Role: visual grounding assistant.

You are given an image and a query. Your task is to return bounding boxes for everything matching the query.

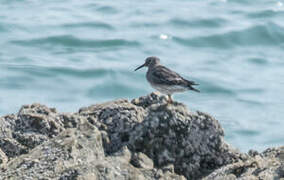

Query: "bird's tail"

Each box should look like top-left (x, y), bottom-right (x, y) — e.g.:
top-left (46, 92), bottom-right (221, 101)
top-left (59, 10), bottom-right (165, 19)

top-left (184, 79), bottom-right (200, 92)
top-left (185, 80), bottom-right (199, 86)
top-left (189, 86), bottom-right (200, 93)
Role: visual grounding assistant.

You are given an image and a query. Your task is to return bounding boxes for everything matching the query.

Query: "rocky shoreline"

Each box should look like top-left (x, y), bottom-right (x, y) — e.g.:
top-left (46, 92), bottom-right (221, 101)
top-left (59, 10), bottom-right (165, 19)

top-left (0, 93), bottom-right (283, 179)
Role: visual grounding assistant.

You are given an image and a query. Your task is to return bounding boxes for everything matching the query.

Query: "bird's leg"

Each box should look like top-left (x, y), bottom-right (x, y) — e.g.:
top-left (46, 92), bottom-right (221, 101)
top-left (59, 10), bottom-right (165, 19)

top-left (167, 94), bottom-right (173, 104)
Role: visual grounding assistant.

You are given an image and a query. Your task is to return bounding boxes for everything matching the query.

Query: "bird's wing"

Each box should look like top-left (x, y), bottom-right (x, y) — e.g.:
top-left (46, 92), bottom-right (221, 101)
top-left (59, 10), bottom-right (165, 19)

top-left (151, 66), bottom-right (185, 86)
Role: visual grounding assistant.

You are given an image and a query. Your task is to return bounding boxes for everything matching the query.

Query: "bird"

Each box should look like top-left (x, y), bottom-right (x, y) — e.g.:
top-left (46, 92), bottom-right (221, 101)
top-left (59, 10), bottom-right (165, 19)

top-left (135, 56), bottom-right (200, 103)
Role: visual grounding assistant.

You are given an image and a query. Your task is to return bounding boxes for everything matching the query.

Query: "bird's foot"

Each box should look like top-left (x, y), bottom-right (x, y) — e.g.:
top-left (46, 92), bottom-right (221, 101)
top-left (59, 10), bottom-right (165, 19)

top-left (153, 91), bottom-right (161, 95)
top-left (167, 95), bottom-right (174, 104)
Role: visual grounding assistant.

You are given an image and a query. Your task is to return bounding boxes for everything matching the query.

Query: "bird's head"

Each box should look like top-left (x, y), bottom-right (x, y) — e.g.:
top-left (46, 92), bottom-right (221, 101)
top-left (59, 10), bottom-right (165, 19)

top-left (135, 56), bottom-right (160, 71)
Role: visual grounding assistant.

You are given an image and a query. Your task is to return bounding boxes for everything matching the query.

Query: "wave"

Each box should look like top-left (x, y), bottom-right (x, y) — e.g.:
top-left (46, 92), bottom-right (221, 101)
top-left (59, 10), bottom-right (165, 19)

top-left (246, 57), bottom-right (268, 65)
top-left (246, 10), bottom-right (283, 19)
top-left (62, 22), bottom-right (114, 30)
top-left (95, 5), bottom-right (118, 14)
top-left (169, 17), bottom-right (227, 28)
top-left (173, 23), bottom-right (284, 49)
top-left (11, 35), bottom-right (140, 48)
top-left (5, 65), bottom-right (117, 79)
top-left (0, 24), bottom-right (7, 32)
top-left (197, 80), bottom-right (236, 95)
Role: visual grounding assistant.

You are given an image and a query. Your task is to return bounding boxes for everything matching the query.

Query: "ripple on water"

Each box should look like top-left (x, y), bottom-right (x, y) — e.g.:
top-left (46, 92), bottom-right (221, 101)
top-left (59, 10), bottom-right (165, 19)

top-left (0, 24), bottom-right (7, 32)
top-left (47, 67), bottom-right (114, 78)
top-left (228, 0), bottom-right (255, 5)
top-left (6, 65), bottom-right (57, 78)
top-left (62, 21), bottom-right (114, 30)
top-left (0, 22), bottom-right (24, 32)
top-left (234, 129), bottom-right (261, 136)
top-left (246, 57), bottom-right (268, 65)
top-left (6, 65), bottom-right (115, 79)
top-left (169, 17), bottom-right (227, 28)
top-left (238, 88), bottom-right (265, 94)
top-left (87, 82), bottom-right (137, 99)
top-left (246, 10), bottom-right (282, 19)
top-left (237, 98), bottom-right (263, 106)
top-left (173, 23), bottom-right (284, 49)
top-left (0, 76), bottom-right (34, 89)
top-left (130, 22), bottom-right (159, 28)
top-left (199, 80), bottom-right (236, 96)
top-left (95, 5), bottom-right (118, 14)
top-left (11, 35), bottom-right (140, 49)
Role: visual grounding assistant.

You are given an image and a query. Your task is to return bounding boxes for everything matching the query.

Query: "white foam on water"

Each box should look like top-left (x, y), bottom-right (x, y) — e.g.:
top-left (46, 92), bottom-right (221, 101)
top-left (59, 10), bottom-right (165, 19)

top-left (159, 34), bottom-right (169, 40)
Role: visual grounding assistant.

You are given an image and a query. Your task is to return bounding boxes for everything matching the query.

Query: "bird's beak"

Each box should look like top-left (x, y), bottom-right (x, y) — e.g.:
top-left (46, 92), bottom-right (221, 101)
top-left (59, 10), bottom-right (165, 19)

top-left (134, 63), bottom-right (145, 71)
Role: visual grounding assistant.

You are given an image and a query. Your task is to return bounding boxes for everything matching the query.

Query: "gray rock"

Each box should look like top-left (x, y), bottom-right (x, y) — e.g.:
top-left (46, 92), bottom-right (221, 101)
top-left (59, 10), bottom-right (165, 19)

top-left (79, 99), bottom-right (146, 154)
top-left (0, 148), bottom-right (8, 167)
top-left (0, 103), bottom-right (87, 159)
top-left (0, 114), bottom-right (16, 138)
top-left (131, 152), bottom-right (154, 170)
top-left (128, 93), bottom-right (243, 179)
top-left (0, 93), bottom-right (282, 180)
top-left (0, 120), bottom-right (185, 180)
top-left (78, 93), bottom-right (243, 179)
top-left (0, 121), bottom-right (104, 179)
top-left (0, 138), bottom-right (28, 158)
top-left (204, 146), bottom-right (284, 180)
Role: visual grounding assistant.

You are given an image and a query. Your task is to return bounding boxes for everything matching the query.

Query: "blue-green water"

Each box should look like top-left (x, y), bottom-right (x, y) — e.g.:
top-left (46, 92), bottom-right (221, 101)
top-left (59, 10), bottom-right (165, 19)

top-left (1, 0), bottom-right (284, 152)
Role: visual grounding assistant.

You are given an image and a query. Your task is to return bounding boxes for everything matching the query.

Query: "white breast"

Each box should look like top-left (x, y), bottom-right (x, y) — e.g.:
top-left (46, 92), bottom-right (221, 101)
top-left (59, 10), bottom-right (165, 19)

top-left (150, 83), bottom-right (188, 95)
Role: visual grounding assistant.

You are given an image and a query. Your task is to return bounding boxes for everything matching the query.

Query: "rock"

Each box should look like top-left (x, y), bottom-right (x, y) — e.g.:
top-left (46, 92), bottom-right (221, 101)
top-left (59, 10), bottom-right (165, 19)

top-left (0, 114), bottom-right (16, 138)
top-left (113, 145), bottom-right (132, 163)
top-left (161, 164), bottom-right (175, 173)
top-left (0, 148), bottom-right (8, 167)
top-left (128, 93), bottom-right (243, 179)
top-left (248, 149), bottom-right (259, 157)
top-left (0, 138), bottom-right (28, 158)
top-left (0, 93), bottom-right (282, 179)
top-left (131, 91), bottom-right (168, 108)
top-left (0, 121), bottom-right (104, 179)
top-left (79, 93), bottom-right (243, 179)
top-left (79, 99), bottom-right (146, 154)
top-left (0, 103), bottom-right (87, 159)
top-left (204, 146), bottom-right (284, 180)
top-left (0, 120), bottom-right (185, 180)
top-left (131, 152), bottom-right (154, 169)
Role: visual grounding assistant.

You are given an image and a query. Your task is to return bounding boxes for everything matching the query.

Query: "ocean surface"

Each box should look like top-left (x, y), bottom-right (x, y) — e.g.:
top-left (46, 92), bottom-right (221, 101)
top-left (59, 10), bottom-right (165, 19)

top-left (0, 0), bottom-right (284, 152)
